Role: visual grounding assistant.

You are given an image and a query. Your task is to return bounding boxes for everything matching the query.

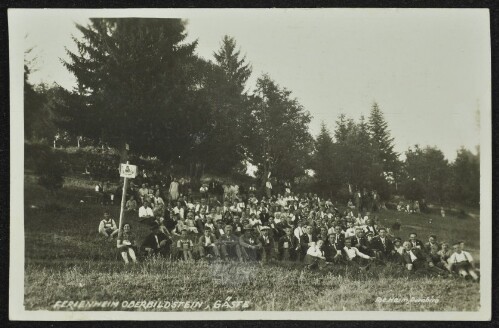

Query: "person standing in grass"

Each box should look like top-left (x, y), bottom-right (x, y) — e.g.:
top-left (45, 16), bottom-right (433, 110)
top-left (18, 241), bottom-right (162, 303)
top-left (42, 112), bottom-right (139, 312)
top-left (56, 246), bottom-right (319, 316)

top-left (169, 178), bottom-right (179, 201)
top-left (176, 229), bottom-right (194, 261)
top-left (447, 242), bottom-right (479, 281)
top-left (98, 211), bottom-right (118, 240)
top-left (117, 223), bottom-right (138, 264)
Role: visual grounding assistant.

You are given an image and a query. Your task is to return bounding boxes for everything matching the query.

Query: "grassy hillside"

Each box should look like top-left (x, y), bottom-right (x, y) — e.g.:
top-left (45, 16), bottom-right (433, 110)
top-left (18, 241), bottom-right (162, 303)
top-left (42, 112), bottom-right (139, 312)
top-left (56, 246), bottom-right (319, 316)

top-left (23, 177), bottom-right (481, 312)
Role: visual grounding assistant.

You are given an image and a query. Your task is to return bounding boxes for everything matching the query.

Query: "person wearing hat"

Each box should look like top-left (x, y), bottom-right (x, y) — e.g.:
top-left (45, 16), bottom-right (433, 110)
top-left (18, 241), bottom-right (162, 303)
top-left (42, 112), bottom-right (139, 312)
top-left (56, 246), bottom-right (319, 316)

top-left (239, 225), bottom-right (263, 261)
top-left (258, 226), bottom-right (275, 262)
top-left (198, 227), bottom-right (220, 259)
top-left (217, 224), bottom-right (243, 262)
top-left (142, 222), bottom-right (171, 257)
top-left (98, 211), bottom-right (118, 240)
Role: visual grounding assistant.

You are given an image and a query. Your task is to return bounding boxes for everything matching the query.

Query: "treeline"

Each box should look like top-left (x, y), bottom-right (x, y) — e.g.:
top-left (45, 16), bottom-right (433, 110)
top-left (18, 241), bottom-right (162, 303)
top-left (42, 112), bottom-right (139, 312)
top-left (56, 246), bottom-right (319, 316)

top-left (24, 18), bottom-right (479, 207)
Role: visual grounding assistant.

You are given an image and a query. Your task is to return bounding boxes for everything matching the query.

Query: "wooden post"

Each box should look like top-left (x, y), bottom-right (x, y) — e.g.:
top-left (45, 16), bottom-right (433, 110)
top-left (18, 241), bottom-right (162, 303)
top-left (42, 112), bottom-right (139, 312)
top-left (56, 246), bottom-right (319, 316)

top-left (118, 160), bottom-right (129, 232)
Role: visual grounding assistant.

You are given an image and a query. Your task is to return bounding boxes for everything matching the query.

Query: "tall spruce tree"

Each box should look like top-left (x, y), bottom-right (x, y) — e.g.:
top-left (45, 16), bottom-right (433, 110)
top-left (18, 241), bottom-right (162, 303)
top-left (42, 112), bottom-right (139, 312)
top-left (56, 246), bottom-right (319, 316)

top-left (367, 102), bottom-right (399, 174)
top-left (312, 122), bottom-right (340, 196)
top-left (59, 18), bottom-right (203, 162)
top-left (197, 36), bottom-right (254, 174)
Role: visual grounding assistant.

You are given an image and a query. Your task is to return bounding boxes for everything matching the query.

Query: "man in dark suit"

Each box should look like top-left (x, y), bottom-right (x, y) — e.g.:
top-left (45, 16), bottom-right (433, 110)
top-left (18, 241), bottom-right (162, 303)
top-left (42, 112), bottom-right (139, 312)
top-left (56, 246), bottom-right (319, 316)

top-left (328, 224), bottom-right (345, 253)
top-left (278, 226), bottom-right (300, 261)
top-left (370, 227), bottom-right (394, 260)
top-left (141, 223), bottom-right (172, 257)
top-left (300, 225), bottom-right (317, 261)
top-left (350, 227), bottom-right (372, 256)
top-left (363, 217), bottom-right (378, 236)
top-left (258, 226), bottom-right (275, 262)
top-left (401, 241), bottom-right (428, 271)
top-left (408, 232), bottom-right (425, 250)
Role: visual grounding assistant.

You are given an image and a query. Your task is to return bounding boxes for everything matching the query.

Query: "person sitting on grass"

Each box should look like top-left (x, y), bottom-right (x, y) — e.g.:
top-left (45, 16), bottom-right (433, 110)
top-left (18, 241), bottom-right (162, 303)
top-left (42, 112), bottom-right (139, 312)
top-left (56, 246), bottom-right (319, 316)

top-left (138, 201), bottom-right (155, 226)
top-left (239, 225), bottom-right (263, 261)
top-left (258, 225), bottom-right (275, 262)
top-left (447, 242), bottom-right (479, 281)
top-left (278, 226), bottom-right (300, 261)
top-left (198, 227), bottom-right (220, 259)
top-left (341, 237), bottom-right (374, 269)
top-left (142, 222), bottom-right (171, 257)
top-left (426, 244), bottom-right (448, 272)
top-left (408, 232), bottom-right (425, 250)
top-left (363, 217), bottom-right (378, 236)
top-left (392, 237), bottom-right (405, 262)
top-left (351, 227), bottom-right (372, 256)
top-left (176, 229), bottom-right (194, 261)
top-left (304, 239), bottom-right (328, 270)
top-left (401, 241), bottom-right (428, 272)
top-left (424, 234), bottom-right (441, 253)
top-left (370, 227), bottom-right (395, 261)
top-left (217, 224), bottom-right (244, 262)
top-left (438, 242), bottom-right (452, 262)
top-left (98, 211), bottom-right (118, 240)
top-left (117, 223), bottom-right (137, 264)
top-left (184, 211), bottom-right (199, 234)
top-left (125, 195), bottom-right (138, 214)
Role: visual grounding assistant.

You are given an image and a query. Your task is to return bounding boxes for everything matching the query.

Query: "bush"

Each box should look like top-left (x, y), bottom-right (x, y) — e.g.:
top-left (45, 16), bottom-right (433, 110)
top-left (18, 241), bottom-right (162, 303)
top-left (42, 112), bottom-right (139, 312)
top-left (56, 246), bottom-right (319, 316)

top-left (32, 144), bottom-right (65, 192)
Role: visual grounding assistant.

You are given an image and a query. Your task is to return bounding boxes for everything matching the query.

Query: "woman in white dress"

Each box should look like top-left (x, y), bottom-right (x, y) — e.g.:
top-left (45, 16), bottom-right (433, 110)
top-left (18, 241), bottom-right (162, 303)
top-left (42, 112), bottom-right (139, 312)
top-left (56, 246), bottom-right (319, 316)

top-left (169, 178), bottom-right (179, 201)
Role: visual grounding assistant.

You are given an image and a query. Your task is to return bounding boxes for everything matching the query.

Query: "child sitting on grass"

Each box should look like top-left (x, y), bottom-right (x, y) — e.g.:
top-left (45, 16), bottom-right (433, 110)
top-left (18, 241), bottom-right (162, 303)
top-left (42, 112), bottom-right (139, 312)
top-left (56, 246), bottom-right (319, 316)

top-left (176, 229), bottom-right (194, 261)
top-left (98, 211), bottom-right (118, 241)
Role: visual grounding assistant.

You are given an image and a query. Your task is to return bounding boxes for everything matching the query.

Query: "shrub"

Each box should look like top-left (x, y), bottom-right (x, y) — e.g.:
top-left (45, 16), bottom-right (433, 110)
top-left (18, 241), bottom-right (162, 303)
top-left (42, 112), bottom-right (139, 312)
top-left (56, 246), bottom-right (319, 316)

top-left (33, 144), bottom-right (65, 192)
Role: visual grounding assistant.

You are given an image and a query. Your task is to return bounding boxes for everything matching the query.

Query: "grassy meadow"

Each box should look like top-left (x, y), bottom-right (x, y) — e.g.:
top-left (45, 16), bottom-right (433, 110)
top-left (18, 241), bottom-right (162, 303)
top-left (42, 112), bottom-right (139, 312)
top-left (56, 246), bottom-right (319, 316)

top-left (23, 176), bottom-right (481, 312)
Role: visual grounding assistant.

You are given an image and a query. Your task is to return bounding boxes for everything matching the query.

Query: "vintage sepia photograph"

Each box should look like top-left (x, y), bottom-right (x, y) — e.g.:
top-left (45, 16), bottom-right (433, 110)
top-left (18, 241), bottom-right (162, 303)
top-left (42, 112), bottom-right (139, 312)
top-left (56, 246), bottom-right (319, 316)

top-left (9, 8), bottom-right (491, 320)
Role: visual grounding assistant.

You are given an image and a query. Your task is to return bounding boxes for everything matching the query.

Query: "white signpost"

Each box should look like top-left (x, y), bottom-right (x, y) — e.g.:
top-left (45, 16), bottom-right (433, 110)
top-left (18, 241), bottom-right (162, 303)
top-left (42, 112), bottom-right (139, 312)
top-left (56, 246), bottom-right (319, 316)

top-left (118, 162), bottom-right (137, 231)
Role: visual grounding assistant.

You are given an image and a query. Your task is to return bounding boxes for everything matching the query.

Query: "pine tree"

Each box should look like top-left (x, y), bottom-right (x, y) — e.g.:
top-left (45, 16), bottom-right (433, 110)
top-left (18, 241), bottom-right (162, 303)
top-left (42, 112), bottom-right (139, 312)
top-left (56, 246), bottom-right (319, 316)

top-left (196, 36), bottom-right (254, 174)
top-left (312, 122), bottom-right (339, 195)
top-left (213, 35), bottom-right (252, 94)
top-left (367, 102), bottom-right (399, 174)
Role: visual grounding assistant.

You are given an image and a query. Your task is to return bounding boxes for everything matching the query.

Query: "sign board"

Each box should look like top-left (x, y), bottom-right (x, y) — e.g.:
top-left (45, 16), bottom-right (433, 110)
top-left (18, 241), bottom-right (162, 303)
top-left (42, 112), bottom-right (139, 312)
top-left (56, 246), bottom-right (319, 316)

top-left (120, 163), bottom-right (137, 178)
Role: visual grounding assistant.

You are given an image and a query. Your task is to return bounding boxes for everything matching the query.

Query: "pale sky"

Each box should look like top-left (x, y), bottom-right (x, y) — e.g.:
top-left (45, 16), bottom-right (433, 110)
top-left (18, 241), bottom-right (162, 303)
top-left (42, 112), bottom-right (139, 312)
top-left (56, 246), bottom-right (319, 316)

top-left (18, 9), bottom-right (490, 161)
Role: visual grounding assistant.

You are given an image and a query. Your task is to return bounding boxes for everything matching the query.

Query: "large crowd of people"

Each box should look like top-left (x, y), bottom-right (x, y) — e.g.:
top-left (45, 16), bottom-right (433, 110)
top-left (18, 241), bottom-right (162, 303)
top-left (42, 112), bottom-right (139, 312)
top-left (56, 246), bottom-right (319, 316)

top-left (97, 172), bottom-right (479, 282)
